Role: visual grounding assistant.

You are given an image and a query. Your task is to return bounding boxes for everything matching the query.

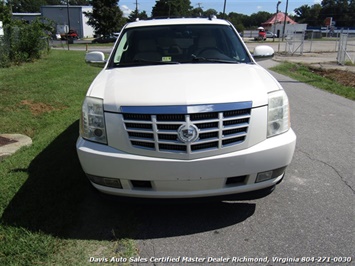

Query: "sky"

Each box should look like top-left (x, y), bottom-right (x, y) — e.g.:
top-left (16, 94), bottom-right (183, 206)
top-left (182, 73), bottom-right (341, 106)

top-left (119, 0), bottom-right (322, 17)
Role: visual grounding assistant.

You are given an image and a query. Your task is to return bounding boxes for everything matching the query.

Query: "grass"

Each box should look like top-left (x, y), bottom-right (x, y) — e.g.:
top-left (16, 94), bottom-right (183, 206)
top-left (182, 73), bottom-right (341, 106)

top-left (0, 50), bottom-right (138, 265)
top-left (271, 62), bottom-right (355, 100)
top-left (344, 61), bottom-right (355, 66)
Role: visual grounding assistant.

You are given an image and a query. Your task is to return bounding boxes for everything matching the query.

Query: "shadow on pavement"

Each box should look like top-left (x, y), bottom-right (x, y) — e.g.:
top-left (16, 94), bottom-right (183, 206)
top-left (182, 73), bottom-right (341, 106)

top-left (1, 121), bottom-right (256, 240)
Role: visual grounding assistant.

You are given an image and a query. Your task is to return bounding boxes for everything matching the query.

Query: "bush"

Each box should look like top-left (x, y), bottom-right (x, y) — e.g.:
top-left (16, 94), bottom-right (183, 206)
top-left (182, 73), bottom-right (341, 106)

top-left (1, 18), bottom-right (52, 67)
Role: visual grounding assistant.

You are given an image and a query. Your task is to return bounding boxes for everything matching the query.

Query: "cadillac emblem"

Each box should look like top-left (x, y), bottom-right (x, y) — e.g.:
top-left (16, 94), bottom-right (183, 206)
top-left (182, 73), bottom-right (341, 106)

top-left (177, 123), bottom-right (199, 143)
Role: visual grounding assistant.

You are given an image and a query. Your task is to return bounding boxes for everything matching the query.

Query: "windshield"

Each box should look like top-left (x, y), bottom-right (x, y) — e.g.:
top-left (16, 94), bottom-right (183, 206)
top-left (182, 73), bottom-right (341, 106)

top-left (110, 24), bottom-right (252, 67)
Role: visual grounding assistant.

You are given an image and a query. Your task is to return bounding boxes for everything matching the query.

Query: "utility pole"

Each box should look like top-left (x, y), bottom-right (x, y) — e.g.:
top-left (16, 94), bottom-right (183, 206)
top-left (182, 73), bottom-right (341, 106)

top-left (273, 1), bottom-right (281, 42)
top-left (223, 0), bottom-right (227, 18)
top-left (66, 0), bottom-right (71, 50)
top-left (134, 0), bottom-right (139, 18)
top-left (282, 0), bottom-right (288, 41)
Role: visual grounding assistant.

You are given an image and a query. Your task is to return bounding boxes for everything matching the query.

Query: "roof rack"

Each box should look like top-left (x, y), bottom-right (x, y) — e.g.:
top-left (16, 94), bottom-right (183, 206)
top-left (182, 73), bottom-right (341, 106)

top-left (208, 15), bottom-right (217, 20)
top-left (146, 16), bottom-right (219, 21)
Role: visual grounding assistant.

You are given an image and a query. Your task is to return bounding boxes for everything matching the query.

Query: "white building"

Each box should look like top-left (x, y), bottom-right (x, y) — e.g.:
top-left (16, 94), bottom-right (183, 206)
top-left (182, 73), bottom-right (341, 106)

top-left (41, 5), bottom-right (94, 38)
top-left (12, 13), bottom-right (41, 23)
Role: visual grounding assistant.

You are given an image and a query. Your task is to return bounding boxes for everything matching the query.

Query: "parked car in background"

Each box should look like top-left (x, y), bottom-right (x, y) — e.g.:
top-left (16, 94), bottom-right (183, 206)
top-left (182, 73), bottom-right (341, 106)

top-left (78, 18), bottom-right (296, 199)
top-left (254, 27), bottom-right (266, 41)
top-left (60, 29), bottom-right (79, 40)
top-left (266, 31), bottom-right (277, 38)
top-left (92, 35), bottom-right (118, 44)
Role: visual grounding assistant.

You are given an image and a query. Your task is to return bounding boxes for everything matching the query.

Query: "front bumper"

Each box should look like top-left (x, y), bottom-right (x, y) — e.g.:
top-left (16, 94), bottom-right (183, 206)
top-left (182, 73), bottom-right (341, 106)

top-left (76, 129), bottom-right (296, 198)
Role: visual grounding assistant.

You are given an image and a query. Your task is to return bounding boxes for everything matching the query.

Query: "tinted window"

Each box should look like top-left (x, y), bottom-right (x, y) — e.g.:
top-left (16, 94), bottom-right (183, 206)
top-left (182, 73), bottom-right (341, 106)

top-left (110, 24), bottom-right (251, 67)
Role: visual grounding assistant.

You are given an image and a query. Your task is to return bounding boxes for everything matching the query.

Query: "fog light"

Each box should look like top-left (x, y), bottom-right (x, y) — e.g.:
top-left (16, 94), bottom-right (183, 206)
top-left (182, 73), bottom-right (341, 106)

top-left (256, 167), bottom-right (287, 183)
top-left (94, 128), bottom-right (103, 137)
top-left (256, 171), bottom-right (273, 183)
top-left (87, 174), bottom-right (122, 189)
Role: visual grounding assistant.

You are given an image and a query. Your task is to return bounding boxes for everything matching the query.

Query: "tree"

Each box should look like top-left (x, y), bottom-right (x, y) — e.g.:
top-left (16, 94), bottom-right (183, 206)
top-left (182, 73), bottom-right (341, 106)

top-left (247, 11), bottom-right (272, 28)
top-left (0, 1), bottom-right (12, 25)
top-left (350, 0), bottom-right (355, 23)
top-left (309, 4), bottom-right (322, 26)
top-left (68, 0), bottom-right (91, 4)
top-left (10, 0), bottom-right (47, 12)
top-left (190, 7), bottom-right (203, 17)
top-left (294, 4), bottom-right (322, 26)
top-left (294, 4), bottom-right (311, 23)
top-left (292, 1), bottom-right (355, 27)
top-left (152, 0), bottom-right (192, 18)
top-left (151, 0), bottom-right (169, 17)
top-left (319, 0), bottom-right (352, 27)
top-left (170, 0), bottom-right (192, 17)
top-left (335, 0), bottom-right (353, 26)
top-left (85, 0), bottom-right (125, 36)
top-left (47, 0), bottom-right (91, 4)
top-left (127, 10), bottom-right (148, 22)
top-left (203, 8), bottom-right (217, 17)
top-left (228, 12), bottom-right (246, 32)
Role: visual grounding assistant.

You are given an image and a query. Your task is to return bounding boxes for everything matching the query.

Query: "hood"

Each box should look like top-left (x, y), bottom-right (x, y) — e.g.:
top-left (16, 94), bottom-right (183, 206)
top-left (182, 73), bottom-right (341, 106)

top-left (87, 64), bottom-right (282, 113)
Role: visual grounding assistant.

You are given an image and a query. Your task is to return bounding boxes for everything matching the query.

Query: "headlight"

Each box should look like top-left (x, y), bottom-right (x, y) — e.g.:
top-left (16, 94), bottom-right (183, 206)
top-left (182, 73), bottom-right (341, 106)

top-left (267, 90), bottom-right (290, 137)
top-left (80, 97), bottom-right (107, 144)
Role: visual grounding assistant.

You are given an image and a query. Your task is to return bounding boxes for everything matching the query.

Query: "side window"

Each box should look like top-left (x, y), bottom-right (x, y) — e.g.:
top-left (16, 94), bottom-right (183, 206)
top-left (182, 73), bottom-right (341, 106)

top-left (114, 33), bottom-right (128, 63)
top-left (224, 27), bottom-right (250, 63)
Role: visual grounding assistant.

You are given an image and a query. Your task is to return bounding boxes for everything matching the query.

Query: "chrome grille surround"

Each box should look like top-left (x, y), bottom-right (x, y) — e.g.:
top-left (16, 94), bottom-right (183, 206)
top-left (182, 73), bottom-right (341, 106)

top-left (121, 102), bottom-right (252, 154)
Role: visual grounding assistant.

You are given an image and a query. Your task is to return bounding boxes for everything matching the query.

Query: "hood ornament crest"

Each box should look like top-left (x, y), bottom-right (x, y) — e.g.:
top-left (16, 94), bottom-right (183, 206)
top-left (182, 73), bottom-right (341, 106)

top-left (177, 123), bottom-right (199, 143)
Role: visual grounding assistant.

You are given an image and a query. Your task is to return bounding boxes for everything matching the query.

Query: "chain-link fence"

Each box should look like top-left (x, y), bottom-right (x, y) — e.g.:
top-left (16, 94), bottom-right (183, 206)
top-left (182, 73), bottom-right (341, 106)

top-left (284, 32), bottom-right (305, 55)
top-left (337, 33), bottom-right (355, 65)
top-left (276, 30), bottom-right (355, 57)
top-left (0, 22), bottom-right (50, 68)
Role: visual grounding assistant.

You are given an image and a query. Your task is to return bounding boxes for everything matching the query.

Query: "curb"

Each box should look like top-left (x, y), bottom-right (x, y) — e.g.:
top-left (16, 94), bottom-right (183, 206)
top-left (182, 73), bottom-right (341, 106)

top-left (0, 134), bottom-right (32, 162)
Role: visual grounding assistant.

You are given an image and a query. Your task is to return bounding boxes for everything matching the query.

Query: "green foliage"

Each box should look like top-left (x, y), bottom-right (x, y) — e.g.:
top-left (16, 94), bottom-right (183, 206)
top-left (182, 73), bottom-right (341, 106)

top-left (127, 10), bottom-right (148, 22)
top-left (294, 4), bottom-right (322, 26)
top-left (228, 12), bottom-right (248, 32)
top-left (271, 62), bottom-right (355, 100)
top-left (10, 0), bottom-right (47, 13)
top-left (0, 2), bottom-right (12, 24)
top-left (85, 0), bottom-right (125, 36)
top-left (320, 0), bottom-right (354, 27)
top-left (204, 8), bottom-right (218, 17)
top-left (0, 18), bottom-right (52, 67)
top-left (152, 0), bottom-right (192, 17)
top-left (190, 7), bottom-right (203, 17)
top-left (294, 0), bottom-right (354, 27)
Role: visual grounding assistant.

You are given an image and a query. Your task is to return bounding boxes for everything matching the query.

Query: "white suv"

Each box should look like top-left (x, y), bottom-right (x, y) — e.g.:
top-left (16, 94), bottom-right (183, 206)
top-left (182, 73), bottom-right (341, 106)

top-left (77, 18), bottom-right (296, 199)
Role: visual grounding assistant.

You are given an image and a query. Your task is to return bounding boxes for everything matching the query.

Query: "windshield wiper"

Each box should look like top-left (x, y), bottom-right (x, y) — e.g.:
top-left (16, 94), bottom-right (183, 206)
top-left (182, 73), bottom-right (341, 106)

top-left (189, 54), bottom-right (239, 64)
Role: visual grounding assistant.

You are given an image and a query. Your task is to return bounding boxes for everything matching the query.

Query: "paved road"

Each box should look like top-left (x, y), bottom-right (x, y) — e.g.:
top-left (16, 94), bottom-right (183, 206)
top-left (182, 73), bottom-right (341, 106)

top-left (130, 60), bottom-right (354, 265)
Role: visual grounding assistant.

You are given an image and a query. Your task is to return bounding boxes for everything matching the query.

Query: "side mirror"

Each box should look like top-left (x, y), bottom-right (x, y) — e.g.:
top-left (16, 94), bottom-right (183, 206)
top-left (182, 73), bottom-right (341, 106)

top-left (85, 51), bottom-right (106, 67)
top-left (253, 45), bottom-right (274, 61)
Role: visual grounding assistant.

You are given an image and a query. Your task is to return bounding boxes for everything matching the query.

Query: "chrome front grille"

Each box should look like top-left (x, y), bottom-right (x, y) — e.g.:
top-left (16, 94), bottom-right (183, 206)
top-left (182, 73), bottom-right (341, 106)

top-left (121, 102), bottom-right (252, 154)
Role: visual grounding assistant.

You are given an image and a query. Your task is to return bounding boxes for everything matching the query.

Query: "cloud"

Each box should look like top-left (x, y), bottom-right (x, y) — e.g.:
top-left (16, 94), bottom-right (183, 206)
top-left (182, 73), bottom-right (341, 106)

top-left (120, 5), bottom-right (132, 18)
top-left (257, 6), bottom-right (262, 10)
